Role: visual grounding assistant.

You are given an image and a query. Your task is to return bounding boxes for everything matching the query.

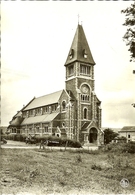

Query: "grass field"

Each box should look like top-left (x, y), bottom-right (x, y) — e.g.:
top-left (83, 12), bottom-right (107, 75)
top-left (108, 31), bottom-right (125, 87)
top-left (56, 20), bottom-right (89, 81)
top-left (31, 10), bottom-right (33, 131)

top-left (1, 148), bottom-right (135, 195)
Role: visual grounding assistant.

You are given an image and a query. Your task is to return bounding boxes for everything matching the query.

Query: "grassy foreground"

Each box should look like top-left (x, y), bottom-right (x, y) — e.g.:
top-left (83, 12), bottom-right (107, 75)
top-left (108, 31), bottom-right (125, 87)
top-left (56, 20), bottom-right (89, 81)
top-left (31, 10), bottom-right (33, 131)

top-left (1, 148), bottom-right (135, 195)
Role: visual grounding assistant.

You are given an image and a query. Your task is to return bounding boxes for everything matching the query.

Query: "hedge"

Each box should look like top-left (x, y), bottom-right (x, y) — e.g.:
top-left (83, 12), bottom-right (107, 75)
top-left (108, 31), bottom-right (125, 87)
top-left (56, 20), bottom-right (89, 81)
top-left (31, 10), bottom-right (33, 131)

top-left (1, 134), bottom-right (27, 142)
top-left (1, 134), bottom-right (82, 148)
top-left (35, 135), bottom-right (82, 148)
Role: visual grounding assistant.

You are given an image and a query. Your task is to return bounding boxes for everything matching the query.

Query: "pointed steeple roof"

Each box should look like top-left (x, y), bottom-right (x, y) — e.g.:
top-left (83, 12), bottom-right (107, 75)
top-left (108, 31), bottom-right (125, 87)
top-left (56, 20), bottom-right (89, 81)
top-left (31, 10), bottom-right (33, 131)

top-left (65, 24), bottom-right (95, 66)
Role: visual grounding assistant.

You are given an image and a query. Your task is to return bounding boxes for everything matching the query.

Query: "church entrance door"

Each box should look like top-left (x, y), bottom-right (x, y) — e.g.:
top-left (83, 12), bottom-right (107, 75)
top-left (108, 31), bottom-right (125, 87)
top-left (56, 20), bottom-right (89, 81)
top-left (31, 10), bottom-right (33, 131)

top-left (88, 128), bottom-right (97, 143)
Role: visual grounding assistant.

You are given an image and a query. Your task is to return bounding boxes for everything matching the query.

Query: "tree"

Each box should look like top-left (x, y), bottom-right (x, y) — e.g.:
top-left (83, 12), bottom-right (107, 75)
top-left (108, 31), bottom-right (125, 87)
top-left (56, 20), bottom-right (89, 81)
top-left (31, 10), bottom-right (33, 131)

top-left (118, 136), bottom-right (127, 143)
top-left (121, 2), bottom-right (135, 62)
top-left (104, 128), bottom-right (119, 144)
top-left (131, 103), bottom-right (135, 108)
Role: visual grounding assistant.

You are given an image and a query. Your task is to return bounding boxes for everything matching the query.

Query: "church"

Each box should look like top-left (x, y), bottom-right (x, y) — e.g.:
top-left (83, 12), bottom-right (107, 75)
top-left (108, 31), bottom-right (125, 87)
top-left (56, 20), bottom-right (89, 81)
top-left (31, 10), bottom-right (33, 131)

top-left (8, 24), bottom-right (104, 146)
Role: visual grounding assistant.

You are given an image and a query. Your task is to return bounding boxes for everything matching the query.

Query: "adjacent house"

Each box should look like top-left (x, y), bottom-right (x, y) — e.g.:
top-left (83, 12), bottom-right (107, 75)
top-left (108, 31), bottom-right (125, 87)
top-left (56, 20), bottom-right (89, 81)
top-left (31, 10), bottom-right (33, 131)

top-left (118, 126), bottom-right (135, 142)
top-left (8, 24), bottom-right (104, 146)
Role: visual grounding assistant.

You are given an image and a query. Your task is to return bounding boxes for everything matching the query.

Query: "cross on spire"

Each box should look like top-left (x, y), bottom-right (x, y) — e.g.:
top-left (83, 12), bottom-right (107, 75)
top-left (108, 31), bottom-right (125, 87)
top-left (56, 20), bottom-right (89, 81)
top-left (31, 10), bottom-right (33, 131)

top-left (78, 14), bottom-right (80, 24)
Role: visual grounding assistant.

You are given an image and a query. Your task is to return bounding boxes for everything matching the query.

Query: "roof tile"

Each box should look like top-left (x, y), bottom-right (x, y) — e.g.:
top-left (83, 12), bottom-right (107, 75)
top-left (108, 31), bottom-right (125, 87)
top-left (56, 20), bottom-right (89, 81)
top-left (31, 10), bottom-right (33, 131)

top-left (65, 24), bottom-right (95, 66)
top-left (21, 112), bottom-right (59, 125)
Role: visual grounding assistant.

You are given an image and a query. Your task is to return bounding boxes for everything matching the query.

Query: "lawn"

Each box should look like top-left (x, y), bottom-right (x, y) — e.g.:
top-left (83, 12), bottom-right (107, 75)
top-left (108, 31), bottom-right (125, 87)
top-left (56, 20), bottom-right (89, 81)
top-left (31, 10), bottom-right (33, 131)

top-left (1, 148), bottom-right (135, 195)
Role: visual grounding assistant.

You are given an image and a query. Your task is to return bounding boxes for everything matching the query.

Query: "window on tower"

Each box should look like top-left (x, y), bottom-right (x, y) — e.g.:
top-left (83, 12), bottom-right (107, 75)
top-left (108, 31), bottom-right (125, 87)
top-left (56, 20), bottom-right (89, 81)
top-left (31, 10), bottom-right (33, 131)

top-left (80, 64), bottom-right (90, 75)
top-left (69, 49), bottom-right (74, 59)
top-left (84, 108), bottom-right (87, 119)
top-left (62, 101), bottom-right (66, 111)
top-left (83, 49), bottom-right (87, 58)
top-left (81, 94), bottom-right (90, 102)
top-left (68, 65), bottom-right (74, 76)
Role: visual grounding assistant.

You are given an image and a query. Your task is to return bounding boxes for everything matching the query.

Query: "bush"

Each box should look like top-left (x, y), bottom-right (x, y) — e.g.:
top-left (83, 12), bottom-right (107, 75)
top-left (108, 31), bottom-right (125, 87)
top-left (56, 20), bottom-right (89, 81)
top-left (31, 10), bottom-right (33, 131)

top-left (122, 141), bottom-right (135, 153)
top-left (91, 163), bottom-right (102, 171)
top-left (75, 154), bottom-right (83, 163)
top-left (35, 135), bottom-right (61, 144)
top-left (36, 135), bottom-right (82, 148)
top-left (1, 135), bottom-right (6, 141)
top-left (3, 134), bottom-right (16, 141)
top-left (107, 153), bottom-right (131, 169)
top-left (2, 134), bottom-right (82, 148)
top-left (14, 134), bottom-right (27, 142)
top-left (1, 134), bottom-right (27, 142)
top-left (103, 142), bottom-right (135, 154)
top-left (59, 138), bottom-right (82, 148)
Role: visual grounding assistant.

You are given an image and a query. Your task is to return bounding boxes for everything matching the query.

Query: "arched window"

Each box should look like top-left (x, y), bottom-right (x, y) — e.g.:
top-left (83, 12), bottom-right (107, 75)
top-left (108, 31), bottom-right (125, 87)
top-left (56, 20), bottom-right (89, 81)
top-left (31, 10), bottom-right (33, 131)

top-left (69, 49), bottom-right (74, 59)
top-left (68, 64), bottom-right (74, 76)
top-left (62, 101), bottom-right (66, 111)
top-left (80, 64), bottom-right (90, 75)
top-left (81, 95), bottom-right (83, 100)
top-left (62, 122), bottom-right (65, 127)
top-left (83, 49), bottom-right (87, 59)
top-left (84, 108), bottom-right (87, 119)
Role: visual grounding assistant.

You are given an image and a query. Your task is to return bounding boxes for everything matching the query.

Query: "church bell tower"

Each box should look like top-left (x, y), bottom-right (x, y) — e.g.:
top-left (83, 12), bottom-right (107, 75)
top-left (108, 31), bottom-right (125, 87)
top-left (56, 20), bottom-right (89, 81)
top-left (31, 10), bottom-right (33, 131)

top-left (64, 24), bottom-right (103, 145)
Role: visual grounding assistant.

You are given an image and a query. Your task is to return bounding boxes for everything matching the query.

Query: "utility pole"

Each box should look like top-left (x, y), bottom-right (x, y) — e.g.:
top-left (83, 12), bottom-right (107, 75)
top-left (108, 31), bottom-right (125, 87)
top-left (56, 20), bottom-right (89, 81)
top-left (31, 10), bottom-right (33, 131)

top-left (132, 70), bottom-right (135, 108)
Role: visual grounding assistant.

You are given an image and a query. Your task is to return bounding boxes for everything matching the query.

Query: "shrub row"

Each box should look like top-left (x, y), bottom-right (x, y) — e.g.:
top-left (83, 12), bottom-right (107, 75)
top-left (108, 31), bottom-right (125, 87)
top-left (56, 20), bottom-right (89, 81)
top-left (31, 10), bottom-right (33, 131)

top-left (102, 142), bottom-right (135, 153)
top-left (1, 134), bottom-right (27, 142)
top-left (36, 135), bottom-right (82, 148)
top-left (1, 134), bottom-right (82, 148)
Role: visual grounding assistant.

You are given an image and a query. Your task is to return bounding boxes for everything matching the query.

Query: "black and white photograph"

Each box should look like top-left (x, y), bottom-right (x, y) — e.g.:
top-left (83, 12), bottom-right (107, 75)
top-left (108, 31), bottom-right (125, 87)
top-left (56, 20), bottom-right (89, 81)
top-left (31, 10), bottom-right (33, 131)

top-left (1, 1), bottom-right (135, 194)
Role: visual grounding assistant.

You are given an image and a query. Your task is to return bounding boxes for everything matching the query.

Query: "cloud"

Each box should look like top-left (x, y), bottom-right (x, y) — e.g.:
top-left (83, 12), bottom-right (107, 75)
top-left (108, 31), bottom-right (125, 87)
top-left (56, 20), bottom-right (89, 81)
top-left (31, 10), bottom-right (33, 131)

top-left (102, 99), bottom-right (135, 127)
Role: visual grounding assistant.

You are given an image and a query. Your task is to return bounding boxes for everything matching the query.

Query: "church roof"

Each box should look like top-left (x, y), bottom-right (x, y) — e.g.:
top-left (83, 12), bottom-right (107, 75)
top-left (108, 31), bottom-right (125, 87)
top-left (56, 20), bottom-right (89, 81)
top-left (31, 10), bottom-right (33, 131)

top-left (65, 24), bottom-right (95, 66)
top-left (10, 116), bottom-right (24, 126)
top-left (21, 112), bottom-right (59, 125)
top-left (23, 90), bottom-right (63, 111)
top-left (13, 111), bottom-right (22, 118)
top-left (81, 121), bottom-right (100, 132)
top-left (81, 122), bottom-right (90, 130)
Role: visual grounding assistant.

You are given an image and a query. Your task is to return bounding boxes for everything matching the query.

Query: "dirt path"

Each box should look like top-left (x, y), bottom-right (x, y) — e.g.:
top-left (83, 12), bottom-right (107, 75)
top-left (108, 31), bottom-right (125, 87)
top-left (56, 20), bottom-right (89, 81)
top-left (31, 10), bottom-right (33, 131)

top-left (1, 140), bottom-right (38, 148)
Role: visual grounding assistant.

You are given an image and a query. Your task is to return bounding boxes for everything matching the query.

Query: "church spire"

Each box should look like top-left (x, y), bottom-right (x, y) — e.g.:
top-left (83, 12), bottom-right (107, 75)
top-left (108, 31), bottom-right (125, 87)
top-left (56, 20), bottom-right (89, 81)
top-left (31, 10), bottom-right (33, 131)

top-left (65, 24), bottom-right (95, 66)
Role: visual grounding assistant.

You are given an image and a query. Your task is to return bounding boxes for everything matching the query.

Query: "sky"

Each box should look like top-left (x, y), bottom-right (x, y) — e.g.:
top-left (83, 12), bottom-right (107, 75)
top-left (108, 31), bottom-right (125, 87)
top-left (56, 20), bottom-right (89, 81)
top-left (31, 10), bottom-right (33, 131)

top-left (1, 1), bottom-right (135, 128)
